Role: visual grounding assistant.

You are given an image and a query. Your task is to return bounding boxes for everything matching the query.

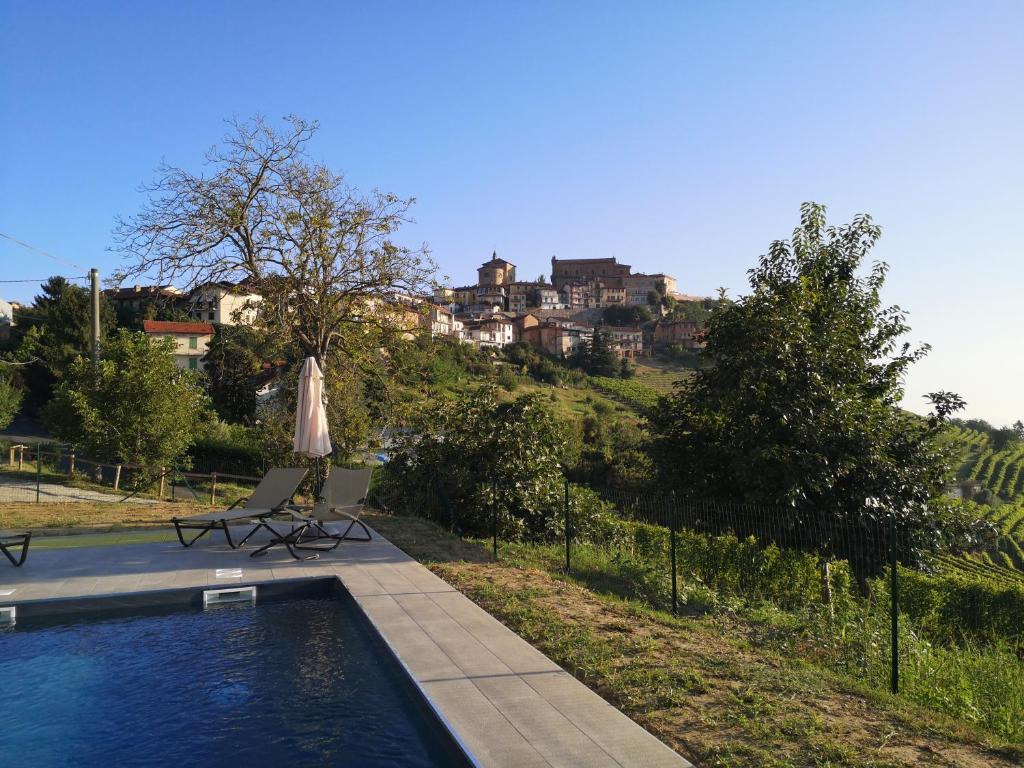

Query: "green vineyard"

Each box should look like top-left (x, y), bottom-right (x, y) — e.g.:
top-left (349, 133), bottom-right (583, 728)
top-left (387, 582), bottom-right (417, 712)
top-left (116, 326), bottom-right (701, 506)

top-left (588, 376), bottom-right (661, 410)
top-left (942, 426), bottom-right (1024, 577)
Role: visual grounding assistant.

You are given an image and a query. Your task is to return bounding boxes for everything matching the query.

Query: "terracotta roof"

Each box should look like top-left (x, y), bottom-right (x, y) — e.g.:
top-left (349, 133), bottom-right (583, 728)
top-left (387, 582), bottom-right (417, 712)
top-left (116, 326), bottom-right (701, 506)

top-left (143, 320), bottom-right (214, 335)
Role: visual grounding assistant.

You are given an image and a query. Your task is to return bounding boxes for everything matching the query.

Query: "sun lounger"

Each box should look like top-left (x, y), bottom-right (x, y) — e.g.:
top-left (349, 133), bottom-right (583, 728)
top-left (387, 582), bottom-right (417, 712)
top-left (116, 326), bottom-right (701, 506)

top-left (248, 467), bottom-right (374, 560)
top-left (0, 530), bottom-right (31, 567)
top-left (171, 468), bottom-right (308, 549)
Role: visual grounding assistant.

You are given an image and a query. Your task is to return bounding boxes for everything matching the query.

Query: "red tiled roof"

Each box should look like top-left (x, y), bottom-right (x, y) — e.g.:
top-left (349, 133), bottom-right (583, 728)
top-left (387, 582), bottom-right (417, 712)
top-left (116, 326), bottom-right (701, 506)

top-left (142, 320), bottom-right (214, 335)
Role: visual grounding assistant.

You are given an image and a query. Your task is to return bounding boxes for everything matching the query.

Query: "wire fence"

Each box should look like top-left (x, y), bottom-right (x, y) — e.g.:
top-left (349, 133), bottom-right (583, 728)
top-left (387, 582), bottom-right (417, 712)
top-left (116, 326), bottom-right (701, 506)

top-left (366, 471), bottom-right (906, 693)
top-left (0, 440), bottom-right (262, 504)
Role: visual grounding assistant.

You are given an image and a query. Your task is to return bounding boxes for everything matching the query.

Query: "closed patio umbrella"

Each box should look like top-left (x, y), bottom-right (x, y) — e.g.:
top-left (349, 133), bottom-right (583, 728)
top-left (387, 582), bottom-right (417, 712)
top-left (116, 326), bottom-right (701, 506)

top-left (294, 357), bottom-right (332, 496)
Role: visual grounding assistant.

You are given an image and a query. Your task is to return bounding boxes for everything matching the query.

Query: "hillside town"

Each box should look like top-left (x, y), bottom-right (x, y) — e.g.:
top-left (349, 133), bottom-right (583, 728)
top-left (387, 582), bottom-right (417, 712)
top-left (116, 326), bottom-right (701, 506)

top-left (3, 254), bottom-right (707, 371)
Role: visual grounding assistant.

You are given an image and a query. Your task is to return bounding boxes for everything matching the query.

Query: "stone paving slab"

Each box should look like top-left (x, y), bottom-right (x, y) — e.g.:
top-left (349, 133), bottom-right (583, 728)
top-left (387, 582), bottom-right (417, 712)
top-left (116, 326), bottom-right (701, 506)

top-left (0, 523), bottom-right (692, 768)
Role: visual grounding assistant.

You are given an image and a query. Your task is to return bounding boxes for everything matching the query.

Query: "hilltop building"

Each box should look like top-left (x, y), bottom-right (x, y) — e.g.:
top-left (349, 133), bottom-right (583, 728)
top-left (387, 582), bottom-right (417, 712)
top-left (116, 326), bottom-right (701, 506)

top-left (477, 252), bottom-right (516, 288)
top-left (550, 256), bottom-right (631, 290)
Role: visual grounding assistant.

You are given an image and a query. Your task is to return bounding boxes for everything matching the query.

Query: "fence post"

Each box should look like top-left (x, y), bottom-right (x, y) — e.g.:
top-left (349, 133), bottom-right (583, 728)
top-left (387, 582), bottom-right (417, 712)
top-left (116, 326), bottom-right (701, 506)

top-left (113, 464), bottom-right (122, 492)
top-left (7, 445), bottom-right (12, 467)
top-left (18, 445), bottom-right (24, 471)
top-left (890, 513), bottom-right (899, 695)
top-left (492, 481), bottom-right (498, 561)
top-left (667, 518), bottom-right (675, 618)
top-left (158, 468), bottom-right (166, 500)
top-left (36, 444), bottom-right (42, 503)
top-left (68, 452), bottom-right (75, 477)
top-left (564, 477), bottom-right (571, 574)
top-left (210, 473), bottom-right (217, 505)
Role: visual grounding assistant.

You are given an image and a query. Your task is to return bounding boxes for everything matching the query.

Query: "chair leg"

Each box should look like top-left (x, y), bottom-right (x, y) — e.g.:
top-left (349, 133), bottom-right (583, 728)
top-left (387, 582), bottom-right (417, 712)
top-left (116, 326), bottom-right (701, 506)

top-left (173, 520), bottom-right (219, 548)
top-left (249, 522), bottom-right (320, 561)
top-left (0, 534), bottom-right (30, 567)
top-left (221, 520), bottom-right (238, 548)
top-left (237, 521), bottom-right (264, 548)
top-left (337, 515), bottom-right (372, 542)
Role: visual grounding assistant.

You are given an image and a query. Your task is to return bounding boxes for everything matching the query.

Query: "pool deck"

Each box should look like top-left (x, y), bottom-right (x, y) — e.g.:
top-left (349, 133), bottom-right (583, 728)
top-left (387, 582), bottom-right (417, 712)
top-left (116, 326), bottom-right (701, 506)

top-left (1, 524), bottom-right (690, 768)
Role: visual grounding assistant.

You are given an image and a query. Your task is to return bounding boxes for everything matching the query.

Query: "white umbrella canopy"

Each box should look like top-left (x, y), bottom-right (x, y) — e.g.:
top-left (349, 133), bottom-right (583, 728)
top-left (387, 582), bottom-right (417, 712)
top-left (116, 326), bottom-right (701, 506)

top-left (293, 357), bottom-right (333, 458)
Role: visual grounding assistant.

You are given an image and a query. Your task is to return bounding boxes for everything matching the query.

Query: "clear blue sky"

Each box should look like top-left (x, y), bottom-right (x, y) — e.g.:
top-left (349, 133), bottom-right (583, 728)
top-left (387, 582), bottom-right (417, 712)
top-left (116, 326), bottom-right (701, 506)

top-left (2, 1), bottom-right (1022, 423)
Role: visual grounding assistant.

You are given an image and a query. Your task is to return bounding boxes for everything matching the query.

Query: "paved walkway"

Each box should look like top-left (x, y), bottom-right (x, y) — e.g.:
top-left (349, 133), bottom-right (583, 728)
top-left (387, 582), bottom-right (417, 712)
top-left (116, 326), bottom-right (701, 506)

top-left (0, 474), bottom-right (154, 504)
top-left (1, 523), bottom-right (690, 768)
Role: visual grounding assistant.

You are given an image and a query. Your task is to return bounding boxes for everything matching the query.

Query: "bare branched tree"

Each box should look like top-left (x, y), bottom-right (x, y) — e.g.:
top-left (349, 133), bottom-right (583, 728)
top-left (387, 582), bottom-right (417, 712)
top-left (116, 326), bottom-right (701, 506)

top-left (112, 115), bottom-right (436, 368)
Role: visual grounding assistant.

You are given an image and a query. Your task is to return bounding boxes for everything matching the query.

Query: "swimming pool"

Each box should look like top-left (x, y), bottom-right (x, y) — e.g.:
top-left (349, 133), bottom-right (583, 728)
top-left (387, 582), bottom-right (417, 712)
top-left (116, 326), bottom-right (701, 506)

top-left (0, 586), bottom-right (473, 767)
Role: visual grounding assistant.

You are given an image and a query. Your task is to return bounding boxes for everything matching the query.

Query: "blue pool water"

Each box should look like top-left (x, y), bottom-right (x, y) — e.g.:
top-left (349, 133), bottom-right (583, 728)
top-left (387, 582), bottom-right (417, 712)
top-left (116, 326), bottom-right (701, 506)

top-left (0, 593), bottom-right (471, 767)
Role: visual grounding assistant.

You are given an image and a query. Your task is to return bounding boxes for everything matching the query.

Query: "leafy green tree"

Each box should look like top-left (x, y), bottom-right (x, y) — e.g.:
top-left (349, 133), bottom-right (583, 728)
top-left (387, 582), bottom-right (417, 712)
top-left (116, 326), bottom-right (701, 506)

top-left (113, 296), bottom-right (190, 331)
top-left (43, 330), bottom-right (208, 470)
top-left (13, 277), bottom-right (115, 408)
top-left (385, 386), bottom-right (568, 539)
top-left (0, 376), bottom-right (23, 430)
top-left (648, 203), bottom-right (972, 593)
top-left (571, 331), bottom-right (619, 377)
top-left (113, 117), bottom-right (435, 445)
top-left (602, 304), bottom-right (653, 326)
top-left (203, 325), bottom-right (275, 424)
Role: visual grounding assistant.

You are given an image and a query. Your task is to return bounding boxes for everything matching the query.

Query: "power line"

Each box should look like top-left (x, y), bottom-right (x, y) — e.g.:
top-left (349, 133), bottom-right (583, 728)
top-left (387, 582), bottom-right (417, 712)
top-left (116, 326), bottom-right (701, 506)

top-left (0, 277), bottom-right (88, 283)
top-left (0, 232), bottom-right (86, 271)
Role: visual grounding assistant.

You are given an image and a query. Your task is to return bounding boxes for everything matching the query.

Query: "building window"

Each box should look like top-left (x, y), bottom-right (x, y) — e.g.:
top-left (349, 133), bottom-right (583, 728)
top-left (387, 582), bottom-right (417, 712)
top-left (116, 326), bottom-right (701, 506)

top-left (189, 337), bottom-right (198, 349)
top-left (208, 311), bottom-right (215, 321)
top-left (188, 357), bottom-right (198, 370)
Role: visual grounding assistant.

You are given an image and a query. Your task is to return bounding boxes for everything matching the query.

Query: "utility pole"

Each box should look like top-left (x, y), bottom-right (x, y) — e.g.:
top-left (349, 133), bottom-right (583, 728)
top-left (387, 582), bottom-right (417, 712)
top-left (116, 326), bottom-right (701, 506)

top-left (89, 268), bottom-right (100, 370)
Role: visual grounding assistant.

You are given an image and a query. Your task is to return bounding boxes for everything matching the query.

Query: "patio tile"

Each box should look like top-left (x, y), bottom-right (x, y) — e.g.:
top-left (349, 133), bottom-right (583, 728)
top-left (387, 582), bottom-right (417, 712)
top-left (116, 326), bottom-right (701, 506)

top-left (395, 592), bottom-right (513, 679)
top-left (428, 590), bottom-right (561, 674)
top-left (420, 677), bottom-right (553, 768)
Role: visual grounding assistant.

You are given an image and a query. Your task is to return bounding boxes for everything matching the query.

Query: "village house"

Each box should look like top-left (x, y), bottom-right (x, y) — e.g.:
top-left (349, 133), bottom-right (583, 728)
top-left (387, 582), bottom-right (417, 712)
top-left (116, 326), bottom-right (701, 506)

top-left (187, 280), bottom-right (261, 325)
top-left (421, 303), bottom-right (454, 337)
top-left (602, 326), bottom-right (644, 358)
top-left (593, 281), bottom-right (627, 308)
top-left (143, 320), bottom-right (213, 371)
top-left (654, 319), bottom-right (704, 349)
top-left (450, 286), bottom-right (478, 310)
top-left (559, 280), bottom-right (591, 309)
top-left (507, 282), bottom-right (563, 313)
top-left (623, 273), bottom-right (678, 306)
top-left (463, 316), bottom-right (515, 349)
top-left (517, 316), bottom-right (594, 358)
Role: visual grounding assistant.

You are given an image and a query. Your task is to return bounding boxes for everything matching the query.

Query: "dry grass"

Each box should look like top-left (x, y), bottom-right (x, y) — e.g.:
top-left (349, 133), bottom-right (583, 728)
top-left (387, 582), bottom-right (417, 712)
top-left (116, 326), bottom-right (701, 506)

top-left (366, 513), bottom-right (1023, 768)
top-left (0, 500), bottom-right (215, 534)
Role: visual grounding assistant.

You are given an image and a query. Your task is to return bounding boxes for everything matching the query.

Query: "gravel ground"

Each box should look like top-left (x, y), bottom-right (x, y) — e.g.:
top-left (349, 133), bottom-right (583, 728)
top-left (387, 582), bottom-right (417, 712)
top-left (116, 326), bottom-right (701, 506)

top-left (0, 475), bottom-right (155, 504)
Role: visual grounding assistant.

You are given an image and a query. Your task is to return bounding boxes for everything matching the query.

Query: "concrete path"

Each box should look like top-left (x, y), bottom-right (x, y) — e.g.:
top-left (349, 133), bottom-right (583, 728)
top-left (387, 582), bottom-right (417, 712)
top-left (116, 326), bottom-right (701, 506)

top-left (0, 474), bottom-right (154, 504)
top-left (1, 523), bottom-right (691, 768)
